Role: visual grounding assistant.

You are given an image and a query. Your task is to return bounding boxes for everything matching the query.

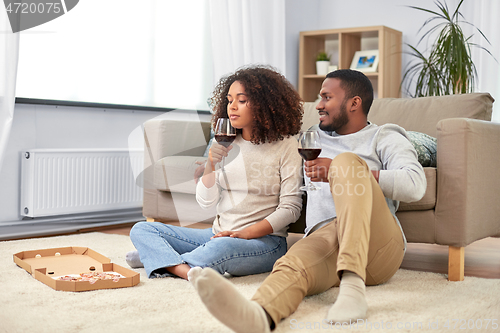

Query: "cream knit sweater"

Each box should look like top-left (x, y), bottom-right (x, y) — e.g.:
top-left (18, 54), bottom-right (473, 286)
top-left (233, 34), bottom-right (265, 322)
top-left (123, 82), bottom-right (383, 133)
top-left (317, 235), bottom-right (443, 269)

top-left (196, 135), bottom-right (303, 238)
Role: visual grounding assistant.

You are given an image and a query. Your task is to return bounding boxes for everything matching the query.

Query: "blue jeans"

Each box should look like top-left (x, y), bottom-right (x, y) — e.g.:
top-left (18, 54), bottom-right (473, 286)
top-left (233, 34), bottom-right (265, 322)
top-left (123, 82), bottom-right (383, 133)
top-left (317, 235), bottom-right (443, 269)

top-left (129, 221), bottom-right (287, 278)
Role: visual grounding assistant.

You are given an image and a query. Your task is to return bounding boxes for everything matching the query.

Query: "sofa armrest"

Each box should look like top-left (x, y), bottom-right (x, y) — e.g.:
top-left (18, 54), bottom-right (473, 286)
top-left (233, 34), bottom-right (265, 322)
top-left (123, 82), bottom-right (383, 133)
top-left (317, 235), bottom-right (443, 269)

top-left (144, 119), bottom-right (211, 165)
top-left (143, 118), bottom-right (211, 188)
top-left (435, 118), bottom-right (500, 246)
top-left (142, 118), bottom-right (211, 220)
top-left (154, 156), bottom-right (207, 193)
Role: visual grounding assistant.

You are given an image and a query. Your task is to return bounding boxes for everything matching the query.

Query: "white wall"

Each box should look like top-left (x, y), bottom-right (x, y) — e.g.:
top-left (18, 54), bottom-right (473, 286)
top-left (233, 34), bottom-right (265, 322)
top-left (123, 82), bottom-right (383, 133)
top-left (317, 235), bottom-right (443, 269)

top-left (285, 0), bottom-right (498, 118)
top-left (0, 104), bottom-right (211, 225)
top-left (316, 0), bottom-right (460, 98)
top-left (284, 0), bottom-right (443, 92)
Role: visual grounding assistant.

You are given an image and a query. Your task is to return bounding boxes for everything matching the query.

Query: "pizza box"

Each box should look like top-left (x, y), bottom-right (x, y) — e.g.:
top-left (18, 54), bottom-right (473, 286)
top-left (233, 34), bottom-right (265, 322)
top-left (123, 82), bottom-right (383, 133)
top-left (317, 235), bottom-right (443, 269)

top-left (13, 246), bottom-right (140, 292)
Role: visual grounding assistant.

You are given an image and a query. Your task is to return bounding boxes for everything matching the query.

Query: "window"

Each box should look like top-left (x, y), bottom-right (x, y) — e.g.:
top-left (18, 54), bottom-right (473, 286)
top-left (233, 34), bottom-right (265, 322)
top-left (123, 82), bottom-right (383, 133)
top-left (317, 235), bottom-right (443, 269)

top-left (16, 0), bottom-right (214, 111)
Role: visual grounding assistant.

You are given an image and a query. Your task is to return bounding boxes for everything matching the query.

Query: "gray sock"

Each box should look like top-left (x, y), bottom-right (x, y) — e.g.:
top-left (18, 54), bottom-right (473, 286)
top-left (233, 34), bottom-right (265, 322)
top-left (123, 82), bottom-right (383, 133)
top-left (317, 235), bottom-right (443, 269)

top-left (125, 250), bottom-right (144, 268)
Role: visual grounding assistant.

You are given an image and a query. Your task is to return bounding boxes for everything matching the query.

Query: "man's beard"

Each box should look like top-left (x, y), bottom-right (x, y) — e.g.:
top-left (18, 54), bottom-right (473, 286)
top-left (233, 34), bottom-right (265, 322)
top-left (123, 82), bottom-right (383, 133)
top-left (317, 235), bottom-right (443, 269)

top-left (319, 100), bottom-right (349, 132)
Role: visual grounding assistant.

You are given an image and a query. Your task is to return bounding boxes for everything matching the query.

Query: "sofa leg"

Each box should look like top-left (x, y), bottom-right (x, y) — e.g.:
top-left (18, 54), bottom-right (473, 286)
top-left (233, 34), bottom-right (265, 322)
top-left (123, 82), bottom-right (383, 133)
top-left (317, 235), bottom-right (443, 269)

top-left (146, 217), bottom-right (155, 222)
top-left (448, 246), bottom-right (465, 281)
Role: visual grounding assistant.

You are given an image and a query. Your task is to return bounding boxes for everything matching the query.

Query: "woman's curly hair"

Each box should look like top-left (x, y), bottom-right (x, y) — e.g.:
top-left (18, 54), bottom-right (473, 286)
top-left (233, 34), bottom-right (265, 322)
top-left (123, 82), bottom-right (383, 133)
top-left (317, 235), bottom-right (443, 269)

top-left (209, 65), bottom-right (303, 144)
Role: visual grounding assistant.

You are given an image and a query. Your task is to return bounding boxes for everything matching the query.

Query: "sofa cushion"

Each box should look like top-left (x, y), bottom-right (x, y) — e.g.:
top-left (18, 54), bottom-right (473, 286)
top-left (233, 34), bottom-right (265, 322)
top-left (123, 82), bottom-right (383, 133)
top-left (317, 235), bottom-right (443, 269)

top-left (398, 167), bottom-right (436, 211)
top-left (154, 156), bottom-right (207, 194)
top-left (368, 93), bottom-right (494, 137)
top-left (301, 102), bottom-right (320, 132)
top-left (407, 131), bottom-right (437, 167)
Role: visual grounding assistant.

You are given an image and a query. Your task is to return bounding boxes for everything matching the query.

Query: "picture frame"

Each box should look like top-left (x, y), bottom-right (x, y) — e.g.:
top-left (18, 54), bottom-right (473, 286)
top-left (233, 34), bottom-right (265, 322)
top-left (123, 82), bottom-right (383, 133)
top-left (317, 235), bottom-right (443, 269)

top-left (350, 50), bottom-right (379, 73)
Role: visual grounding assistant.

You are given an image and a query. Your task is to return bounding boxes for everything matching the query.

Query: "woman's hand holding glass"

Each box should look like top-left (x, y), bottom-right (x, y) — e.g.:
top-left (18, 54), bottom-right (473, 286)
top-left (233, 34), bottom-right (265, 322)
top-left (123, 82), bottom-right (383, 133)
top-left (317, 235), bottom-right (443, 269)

top-left (214, 118), bottom-right (236, 171)
top-left (201, 143), bottom-right (233, 188)
top-left (201, 119), bottom-right (235, 188)
top-left (208, 143), bottom-right (232, 169)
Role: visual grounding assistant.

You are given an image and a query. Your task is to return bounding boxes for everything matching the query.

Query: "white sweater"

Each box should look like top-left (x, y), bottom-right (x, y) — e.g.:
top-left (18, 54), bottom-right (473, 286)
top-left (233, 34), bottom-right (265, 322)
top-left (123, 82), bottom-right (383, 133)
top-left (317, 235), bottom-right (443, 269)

top-left (304, 123), bottom-right (427, 239)
top-left (196, 135), bottom-right (303, 238)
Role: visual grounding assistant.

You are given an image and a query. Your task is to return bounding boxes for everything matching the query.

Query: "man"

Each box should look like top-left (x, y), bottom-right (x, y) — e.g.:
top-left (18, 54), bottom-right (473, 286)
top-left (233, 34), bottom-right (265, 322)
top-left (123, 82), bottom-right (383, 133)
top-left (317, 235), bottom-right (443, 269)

top-left (188, 69), bottom-right (426, 332)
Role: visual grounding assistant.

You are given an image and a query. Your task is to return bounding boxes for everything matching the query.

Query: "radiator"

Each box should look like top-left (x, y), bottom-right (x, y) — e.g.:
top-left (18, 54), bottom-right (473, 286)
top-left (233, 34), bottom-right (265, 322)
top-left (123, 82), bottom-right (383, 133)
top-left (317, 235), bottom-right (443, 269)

top-left (21, 149), bottom-right (144, 218)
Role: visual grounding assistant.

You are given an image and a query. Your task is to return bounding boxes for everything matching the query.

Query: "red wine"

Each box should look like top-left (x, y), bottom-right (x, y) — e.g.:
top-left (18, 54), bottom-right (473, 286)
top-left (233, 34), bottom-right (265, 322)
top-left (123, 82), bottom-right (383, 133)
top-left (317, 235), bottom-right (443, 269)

top-left (215, 134), bottom-right (236, 148)
top-left (298, 148), bottom-right (321, 161)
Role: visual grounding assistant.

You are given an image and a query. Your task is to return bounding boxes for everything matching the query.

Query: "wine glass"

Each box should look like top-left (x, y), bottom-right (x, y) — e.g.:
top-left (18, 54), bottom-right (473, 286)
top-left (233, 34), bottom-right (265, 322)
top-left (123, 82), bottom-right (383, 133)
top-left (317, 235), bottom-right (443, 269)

top-left (214, 118), bottom-right (236, 171)
top-left (298, 130), bottom-right (322, 191)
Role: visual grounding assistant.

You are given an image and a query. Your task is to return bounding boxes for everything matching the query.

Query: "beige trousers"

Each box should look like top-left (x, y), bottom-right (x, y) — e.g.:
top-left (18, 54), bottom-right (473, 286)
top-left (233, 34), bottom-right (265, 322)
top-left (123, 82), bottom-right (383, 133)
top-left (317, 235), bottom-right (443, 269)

top-left (251, 152), bottom-right (405, 325)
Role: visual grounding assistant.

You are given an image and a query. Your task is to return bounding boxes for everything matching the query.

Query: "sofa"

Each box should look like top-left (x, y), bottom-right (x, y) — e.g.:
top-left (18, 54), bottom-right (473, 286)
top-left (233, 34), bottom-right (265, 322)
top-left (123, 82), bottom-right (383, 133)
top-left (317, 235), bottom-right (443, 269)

top-left (142, 92), bottom-right (500, 281)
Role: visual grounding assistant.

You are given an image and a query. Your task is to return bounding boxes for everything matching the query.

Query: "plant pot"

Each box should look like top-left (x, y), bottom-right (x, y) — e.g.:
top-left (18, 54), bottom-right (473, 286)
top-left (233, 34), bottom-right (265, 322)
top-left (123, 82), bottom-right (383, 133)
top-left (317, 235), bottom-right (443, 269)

top-left (316, 61), bottom-right (330, 75)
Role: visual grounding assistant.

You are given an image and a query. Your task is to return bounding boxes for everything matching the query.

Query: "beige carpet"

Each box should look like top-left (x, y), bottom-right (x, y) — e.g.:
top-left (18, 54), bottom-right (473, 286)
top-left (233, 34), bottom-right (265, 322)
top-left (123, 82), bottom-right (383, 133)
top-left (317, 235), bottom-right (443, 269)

top-left (1, 232), bottom-right (499, 333)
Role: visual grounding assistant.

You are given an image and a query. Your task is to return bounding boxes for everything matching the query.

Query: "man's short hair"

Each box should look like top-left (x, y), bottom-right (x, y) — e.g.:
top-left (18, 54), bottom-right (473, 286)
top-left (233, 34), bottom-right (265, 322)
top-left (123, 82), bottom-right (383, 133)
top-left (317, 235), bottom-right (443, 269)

top-left (326, 69), bottom-right (374, 115)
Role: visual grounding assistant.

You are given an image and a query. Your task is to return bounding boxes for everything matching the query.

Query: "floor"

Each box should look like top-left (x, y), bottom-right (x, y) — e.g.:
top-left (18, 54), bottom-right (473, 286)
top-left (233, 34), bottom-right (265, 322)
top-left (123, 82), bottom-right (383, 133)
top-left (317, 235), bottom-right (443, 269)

top-left (96, 222), bottom-right (500, 280)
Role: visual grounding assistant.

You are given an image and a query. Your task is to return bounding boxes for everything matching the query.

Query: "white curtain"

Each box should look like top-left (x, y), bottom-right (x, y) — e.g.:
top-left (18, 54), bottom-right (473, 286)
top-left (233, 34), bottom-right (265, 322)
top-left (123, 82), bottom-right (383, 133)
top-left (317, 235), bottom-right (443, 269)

top-left (462, 1), bottom-right (500, 122)
top-left (0, 10), bottom-right (20, 173)
top-left (208, 0), bottom-right (286, 83)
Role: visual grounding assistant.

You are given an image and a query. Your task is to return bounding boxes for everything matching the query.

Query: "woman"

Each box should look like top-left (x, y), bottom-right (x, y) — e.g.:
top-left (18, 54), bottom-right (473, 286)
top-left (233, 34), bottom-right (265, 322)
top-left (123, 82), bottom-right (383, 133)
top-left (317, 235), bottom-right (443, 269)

top-left (127, 65), bottom-right (304, 279)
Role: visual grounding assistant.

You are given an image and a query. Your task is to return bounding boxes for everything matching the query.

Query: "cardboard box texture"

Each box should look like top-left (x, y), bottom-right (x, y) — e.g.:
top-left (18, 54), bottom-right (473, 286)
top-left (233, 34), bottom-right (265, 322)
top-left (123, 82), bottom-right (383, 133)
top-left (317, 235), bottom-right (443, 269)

top-left (14, 246), bottom-right (140, 291)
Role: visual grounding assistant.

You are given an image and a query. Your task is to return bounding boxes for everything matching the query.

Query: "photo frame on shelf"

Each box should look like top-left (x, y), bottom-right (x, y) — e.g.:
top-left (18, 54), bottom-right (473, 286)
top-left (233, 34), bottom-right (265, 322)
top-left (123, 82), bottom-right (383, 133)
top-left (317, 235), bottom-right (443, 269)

top-left (350, 50), bottom-right (379, 73)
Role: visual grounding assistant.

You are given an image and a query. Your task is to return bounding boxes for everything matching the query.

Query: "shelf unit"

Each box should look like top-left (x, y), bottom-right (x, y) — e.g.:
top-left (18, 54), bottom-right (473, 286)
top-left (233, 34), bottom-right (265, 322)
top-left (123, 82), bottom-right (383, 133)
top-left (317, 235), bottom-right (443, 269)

top-left (298, 26), bottom-right (402, 102)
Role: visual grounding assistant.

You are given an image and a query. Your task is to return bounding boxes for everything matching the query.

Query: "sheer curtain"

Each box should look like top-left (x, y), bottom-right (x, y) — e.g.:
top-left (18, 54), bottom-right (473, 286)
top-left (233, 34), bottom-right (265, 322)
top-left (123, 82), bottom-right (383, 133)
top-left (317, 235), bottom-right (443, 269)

top-left (208, 0), bottom-right (286, 83)
top-left (462, 0), bottom-right (500, 122)
top-left (0, 10), bottom-right (20, 172)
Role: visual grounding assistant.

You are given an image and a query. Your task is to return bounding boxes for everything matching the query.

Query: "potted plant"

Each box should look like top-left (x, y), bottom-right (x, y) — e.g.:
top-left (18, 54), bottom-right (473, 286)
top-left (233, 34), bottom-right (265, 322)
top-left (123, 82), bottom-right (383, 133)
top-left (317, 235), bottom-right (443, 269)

top-left (316, 51), bottom-right (331, 75)
top-left (401, 0), bottom-right (495, 97)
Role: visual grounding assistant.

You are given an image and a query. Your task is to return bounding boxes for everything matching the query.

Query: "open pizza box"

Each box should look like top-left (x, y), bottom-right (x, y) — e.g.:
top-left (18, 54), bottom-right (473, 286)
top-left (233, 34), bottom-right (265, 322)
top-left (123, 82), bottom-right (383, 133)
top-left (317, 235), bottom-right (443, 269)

top-left (13, 246), bottom-right (140, 292)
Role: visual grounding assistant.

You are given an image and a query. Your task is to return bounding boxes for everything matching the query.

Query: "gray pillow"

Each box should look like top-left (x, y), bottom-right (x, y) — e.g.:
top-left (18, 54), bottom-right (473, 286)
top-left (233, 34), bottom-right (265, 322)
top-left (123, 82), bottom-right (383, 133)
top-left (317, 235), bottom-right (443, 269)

top-left (407, 131), bottom-right (437, 167)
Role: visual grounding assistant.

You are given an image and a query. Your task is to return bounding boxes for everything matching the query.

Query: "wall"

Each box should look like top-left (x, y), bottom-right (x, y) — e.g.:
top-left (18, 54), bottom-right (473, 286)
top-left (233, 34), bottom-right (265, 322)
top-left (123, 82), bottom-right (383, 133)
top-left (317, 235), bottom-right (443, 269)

top-left (285, 0), bottom-right (321, 88)
top-left (285, 0), bottom-right (442, 93)
top-left (0, 104), bottom-right (151, 224)
top-left (317, 0), bottom-right (457, 98)
top-left (316, 0), bottom-right (441, 46)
